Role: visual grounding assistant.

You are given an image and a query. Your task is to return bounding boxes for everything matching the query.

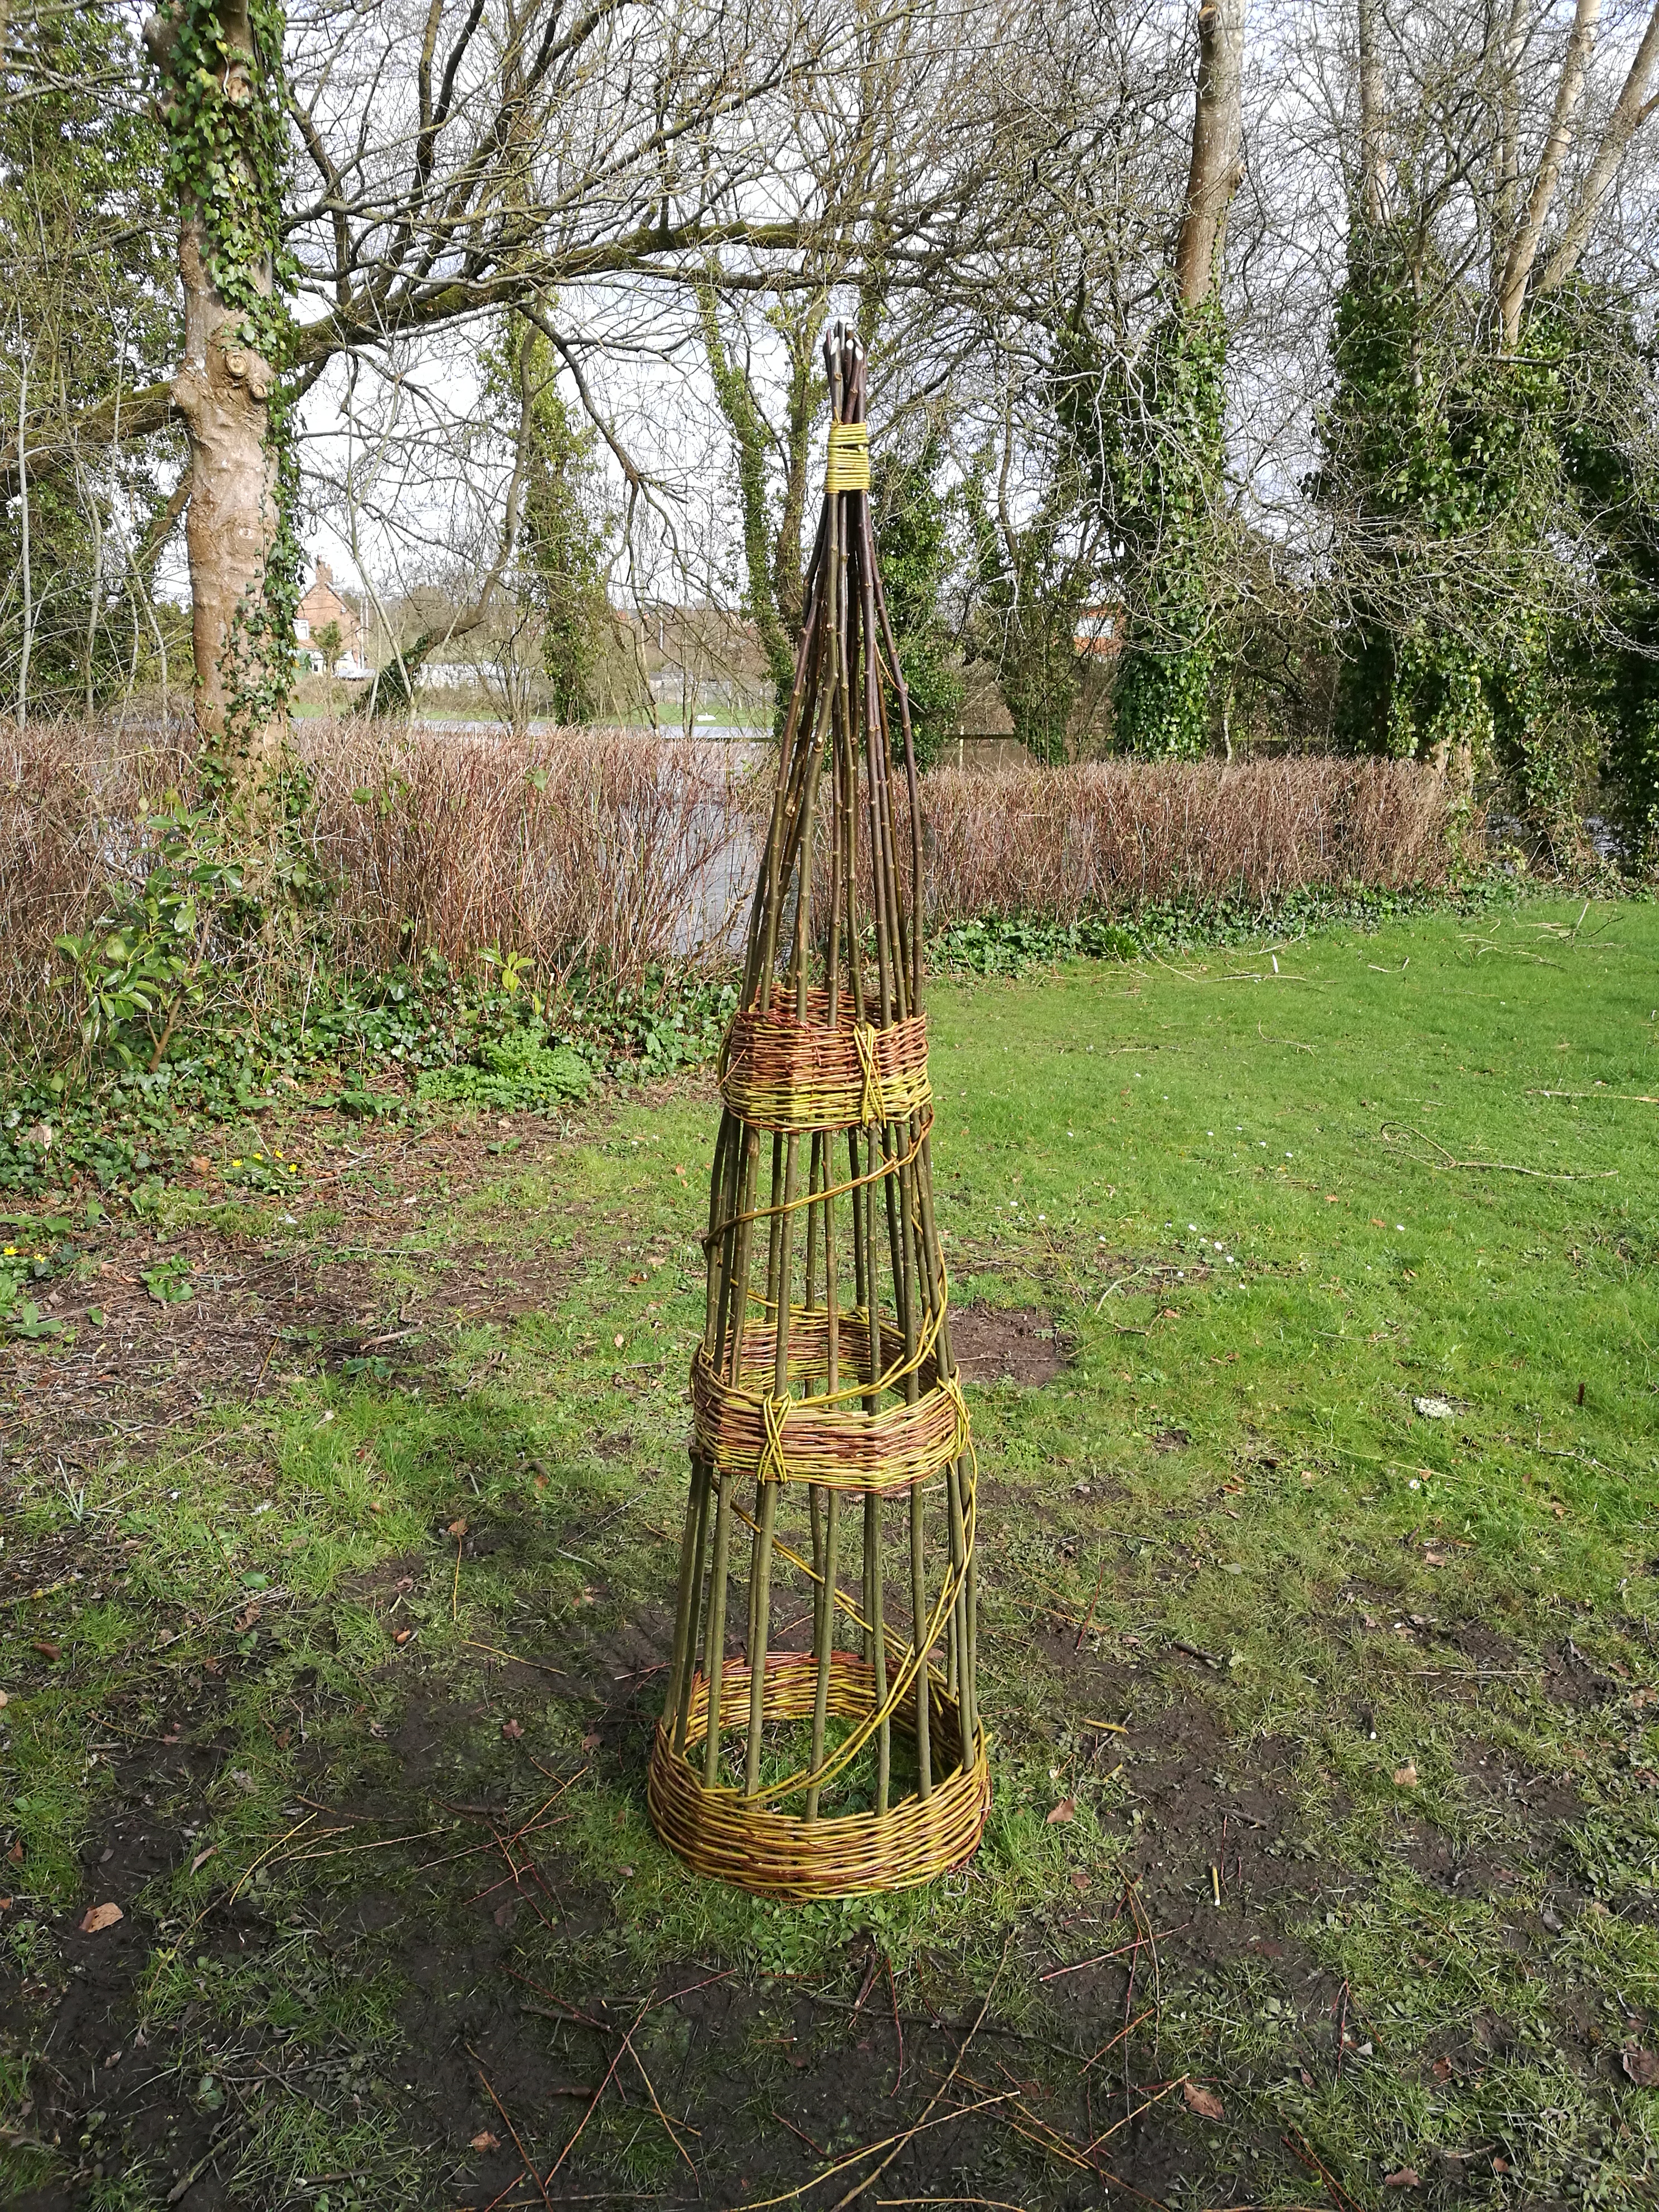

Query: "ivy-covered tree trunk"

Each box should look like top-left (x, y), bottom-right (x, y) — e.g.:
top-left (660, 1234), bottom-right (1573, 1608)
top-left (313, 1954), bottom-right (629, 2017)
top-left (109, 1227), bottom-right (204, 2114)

top-left (698, 289), bottom-right (797, 734)
top-left (1098, 0), bottom-right (1244, 760)
top-left (145, 0), bottom-right (295, 830)
top-left (1105, 301), bottom-right (1229, 760)
top-left (1317, 2), bottom-right (1659, 860)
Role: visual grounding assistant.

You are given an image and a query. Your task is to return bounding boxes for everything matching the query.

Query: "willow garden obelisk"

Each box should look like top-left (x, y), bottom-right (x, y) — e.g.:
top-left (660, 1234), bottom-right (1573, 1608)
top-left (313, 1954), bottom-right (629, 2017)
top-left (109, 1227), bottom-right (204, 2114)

top-left (648, 324), bottom-right (988, 1899)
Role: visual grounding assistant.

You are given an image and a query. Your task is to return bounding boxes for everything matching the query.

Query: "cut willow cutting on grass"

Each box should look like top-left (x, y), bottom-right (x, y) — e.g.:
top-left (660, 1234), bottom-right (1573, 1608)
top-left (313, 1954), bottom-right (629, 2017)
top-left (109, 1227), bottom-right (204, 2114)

top-left (648, 324), bottom-right (989, 1899)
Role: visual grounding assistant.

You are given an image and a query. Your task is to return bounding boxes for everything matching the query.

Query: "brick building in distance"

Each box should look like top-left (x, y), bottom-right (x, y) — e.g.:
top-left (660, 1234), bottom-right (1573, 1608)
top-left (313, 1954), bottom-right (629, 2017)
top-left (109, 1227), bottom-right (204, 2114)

top-left (295, 560), bottom-right (367, 677)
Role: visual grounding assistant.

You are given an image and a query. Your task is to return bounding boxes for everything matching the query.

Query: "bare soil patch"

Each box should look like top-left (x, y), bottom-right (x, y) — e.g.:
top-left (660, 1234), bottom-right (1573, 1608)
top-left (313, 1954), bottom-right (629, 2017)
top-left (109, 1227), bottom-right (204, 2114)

top-left (952, 1301), bottom-right (1066, 1385)
top-left (0, 1114), bottom-right (587, 1481)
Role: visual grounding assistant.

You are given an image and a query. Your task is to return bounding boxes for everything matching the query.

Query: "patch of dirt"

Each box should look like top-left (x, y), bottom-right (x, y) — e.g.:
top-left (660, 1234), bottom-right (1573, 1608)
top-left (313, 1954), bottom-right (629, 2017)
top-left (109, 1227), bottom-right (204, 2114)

top-left (0, 1114), bottom-right (587, 1479)
top-left (952, 1302), bottom-right (1065, 1385)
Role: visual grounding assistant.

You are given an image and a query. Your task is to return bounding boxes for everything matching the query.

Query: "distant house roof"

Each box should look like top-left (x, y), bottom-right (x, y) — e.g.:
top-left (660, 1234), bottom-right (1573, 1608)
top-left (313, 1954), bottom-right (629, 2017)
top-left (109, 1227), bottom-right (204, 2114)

top-left (296, 560), bottom-right (362, 654)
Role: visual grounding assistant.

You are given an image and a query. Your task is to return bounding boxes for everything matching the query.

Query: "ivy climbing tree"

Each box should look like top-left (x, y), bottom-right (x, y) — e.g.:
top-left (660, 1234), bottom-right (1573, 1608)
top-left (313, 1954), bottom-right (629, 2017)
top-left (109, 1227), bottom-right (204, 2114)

top-left (698, 287), bottom-right (812, 735)
top-left (506, 321), bottom-right (614, 725)
top-left (1316, 0), bottom-right (1659, 856)
top-left (1080, 297), bottom-right (1229, 760)
top-left (871, 433), bottom-right (964, 770)
top-left (1061, 0), bottom-right (1244, 761)
top-left (1316, 231), bottom-right (1589, 827)
top-left (143, 0), bottom-right (298, 839)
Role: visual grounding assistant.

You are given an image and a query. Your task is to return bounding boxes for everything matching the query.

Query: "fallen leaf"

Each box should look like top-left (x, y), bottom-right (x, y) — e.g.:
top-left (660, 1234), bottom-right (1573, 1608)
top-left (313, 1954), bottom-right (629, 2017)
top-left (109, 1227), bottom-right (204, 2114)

top-left (580, 1730), bottom-right (602, 1751)
top-left (1622, 2046), bottom-right (1659, 2087)
top-left (6, 1842), bottom-right (22, 1865)
top-left (493, 1900), bottom-right (517, 1927)
top-left (1383, 2170), bottom-right (1420, 2189)
top-left (446, 1517), bottom-right (469, 1538)
top-left (189, 1156), bottom-right (213, 1175)
top-left (1046, 1797), bottom-right (1075, 1825)
top-left (501, 1718), bottom-right (523, 1741)
top-left (189, 1845), bottom-right (219, 1875)
top-left (470, 2130), bottom-right (500, 2152)
top-left (1491, 2157), bottom-right (1510, 2175)
top-left (232, 1602), bottom-right (261, 1633)
top-left (1182, 2079), bottom-right (1224, 2120)
top-left (79, 1902), bottom-right (123, 1934)
top-left (0, 1898), bottom-right (11, 1911)
top-left (1070, 1869), bottom-right (1091, 1890)
top-left (394, 1628), bottom-right (413, 1645)
top-left (30, 1641), bottom-right (60, 1662)
top-left (1393, 1760), bottom-right (1419, 1788)
top-left (1551, 1501), bottom-right (1566, 1520)
top-left (613, 1332), bottom-right (625, 1347)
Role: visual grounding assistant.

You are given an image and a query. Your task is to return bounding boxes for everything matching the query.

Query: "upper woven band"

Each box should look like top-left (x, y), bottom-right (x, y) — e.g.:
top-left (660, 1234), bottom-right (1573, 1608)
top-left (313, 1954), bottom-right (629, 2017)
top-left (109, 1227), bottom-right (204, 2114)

top-left (720, 1005), bottom-right (929, 1132)
top-left (824, 419), bottom-right (871, 494)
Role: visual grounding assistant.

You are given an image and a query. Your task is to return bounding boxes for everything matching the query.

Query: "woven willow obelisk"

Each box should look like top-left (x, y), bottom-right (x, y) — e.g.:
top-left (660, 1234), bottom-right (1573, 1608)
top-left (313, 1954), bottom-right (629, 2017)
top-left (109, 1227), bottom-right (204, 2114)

top-left (648, 325), bottom-right (988, 1900)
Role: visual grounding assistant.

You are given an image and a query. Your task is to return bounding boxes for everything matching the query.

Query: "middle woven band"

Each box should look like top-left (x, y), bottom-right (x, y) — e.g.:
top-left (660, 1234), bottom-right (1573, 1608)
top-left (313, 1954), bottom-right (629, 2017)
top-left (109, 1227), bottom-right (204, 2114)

top-left (720, 1005), bottom-right (930, 1132)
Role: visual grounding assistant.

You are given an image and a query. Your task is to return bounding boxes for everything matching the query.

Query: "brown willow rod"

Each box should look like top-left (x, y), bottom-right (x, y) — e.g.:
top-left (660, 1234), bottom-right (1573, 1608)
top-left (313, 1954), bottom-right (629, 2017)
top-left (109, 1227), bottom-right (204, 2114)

top-left (667, 1458), bottom-right (710, 1753)
top-left (863, 554), bottom-right (939, 1773)
top-left (867, 534), bottom-right (926, 1009)
top-left (833, 338), bottom-right (898, 1811)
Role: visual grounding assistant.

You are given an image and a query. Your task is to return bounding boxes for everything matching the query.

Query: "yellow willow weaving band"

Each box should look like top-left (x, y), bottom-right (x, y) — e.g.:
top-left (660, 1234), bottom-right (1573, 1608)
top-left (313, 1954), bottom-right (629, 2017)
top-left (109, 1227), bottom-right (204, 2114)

top-left (824, 419), bottom-right (870, 493)
top-left (718, 1006), bottom-right (931, 1134)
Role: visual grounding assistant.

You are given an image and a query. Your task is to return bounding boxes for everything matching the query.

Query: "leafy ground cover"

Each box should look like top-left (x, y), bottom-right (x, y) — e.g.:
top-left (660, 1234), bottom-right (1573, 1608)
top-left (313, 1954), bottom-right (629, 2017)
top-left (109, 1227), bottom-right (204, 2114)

top-left (2, 896), bottom-right (1657, 2211)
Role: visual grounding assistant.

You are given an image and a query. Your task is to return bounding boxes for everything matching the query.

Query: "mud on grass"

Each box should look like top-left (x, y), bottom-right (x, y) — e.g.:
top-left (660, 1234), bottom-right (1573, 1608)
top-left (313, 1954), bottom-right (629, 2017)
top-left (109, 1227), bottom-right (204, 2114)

top-left (5, 903), bottom-right (1659, 2207)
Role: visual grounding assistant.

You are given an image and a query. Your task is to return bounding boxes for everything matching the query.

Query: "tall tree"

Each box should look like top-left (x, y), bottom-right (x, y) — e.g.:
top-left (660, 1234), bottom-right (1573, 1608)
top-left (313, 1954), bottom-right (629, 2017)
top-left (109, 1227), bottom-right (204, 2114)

top-left (0, 0), bottom-right (178, 720)
top-left (144, 0), bottom-right (297, 824)
top-left (1073, 0), bottom-right (1246, 759)
top-left (1317, 0), bottom-right (1659, 846)
top-left (698, 286), bottom-right (801, 730)
top-left (872, 429), bottom-right (964, 769)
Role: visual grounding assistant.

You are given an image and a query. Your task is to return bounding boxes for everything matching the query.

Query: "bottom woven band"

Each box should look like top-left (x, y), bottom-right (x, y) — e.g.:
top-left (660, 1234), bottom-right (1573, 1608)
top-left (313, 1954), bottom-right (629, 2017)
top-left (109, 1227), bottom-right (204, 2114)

top-left (648, 1648), bottom-right (990, 1900)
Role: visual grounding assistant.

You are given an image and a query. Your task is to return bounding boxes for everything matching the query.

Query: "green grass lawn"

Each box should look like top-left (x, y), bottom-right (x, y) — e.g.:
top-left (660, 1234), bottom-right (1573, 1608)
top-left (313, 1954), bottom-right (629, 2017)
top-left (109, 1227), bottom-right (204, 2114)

top-left (3, 896), bottom-right (1658, 2210)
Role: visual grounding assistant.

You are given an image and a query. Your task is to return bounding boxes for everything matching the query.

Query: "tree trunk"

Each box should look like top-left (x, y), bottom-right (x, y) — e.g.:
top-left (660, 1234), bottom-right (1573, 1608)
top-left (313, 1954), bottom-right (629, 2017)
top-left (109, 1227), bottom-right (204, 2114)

top-left (1491, 0), bottom-right (1529, 288)
top-left (772, 299), bottom-right (826, 638)
top-left (1173, 0), bottom-right (1246, 306)
top-left (173, 219), bottom-right (281, 766)
top-left (145, 0), bottom-right (289, 821)
top-left (1356, 0), bottom-right (1390, 225)
top-left (1537, 0), bottom-right (1659, 299)
top-left (1496, 0), bottom-right (1600, 349)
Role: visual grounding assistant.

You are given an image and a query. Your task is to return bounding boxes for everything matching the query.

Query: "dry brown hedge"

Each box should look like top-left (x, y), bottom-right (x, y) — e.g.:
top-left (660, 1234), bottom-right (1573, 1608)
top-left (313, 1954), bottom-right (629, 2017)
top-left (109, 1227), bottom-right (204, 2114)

top-left (1, 721), bottom-right (1456, 1067)
top-left (913, 756), bottom-right (1454, 924)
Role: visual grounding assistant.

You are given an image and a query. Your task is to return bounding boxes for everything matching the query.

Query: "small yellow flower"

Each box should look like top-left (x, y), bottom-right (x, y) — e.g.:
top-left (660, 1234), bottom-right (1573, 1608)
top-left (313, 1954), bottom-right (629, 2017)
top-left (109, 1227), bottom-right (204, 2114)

top-left (230, 1158), bottom-right (242, 1167)
top-left (2, 1246), bottom-right (14, 1257)
top-left (288, 1165), bottom-right (298, 1175)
